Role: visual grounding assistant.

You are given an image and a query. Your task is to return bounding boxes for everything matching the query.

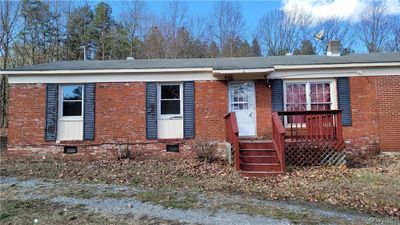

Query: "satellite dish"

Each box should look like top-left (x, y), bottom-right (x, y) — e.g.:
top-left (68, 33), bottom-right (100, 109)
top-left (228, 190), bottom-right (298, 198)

top-left (314, 30), bottom-right (324, 41)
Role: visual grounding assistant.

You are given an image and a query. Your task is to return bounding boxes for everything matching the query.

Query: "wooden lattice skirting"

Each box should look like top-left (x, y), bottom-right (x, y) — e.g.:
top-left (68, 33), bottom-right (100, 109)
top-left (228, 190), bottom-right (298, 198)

top-left (285, 141), bottom-right (346, 167)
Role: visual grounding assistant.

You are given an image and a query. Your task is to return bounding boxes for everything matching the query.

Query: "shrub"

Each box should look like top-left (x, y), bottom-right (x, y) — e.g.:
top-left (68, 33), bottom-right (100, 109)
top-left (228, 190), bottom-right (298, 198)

top-left (194, 139), bottom-right (219, 163)
top-left (116, 141), bottom-right (132, 160)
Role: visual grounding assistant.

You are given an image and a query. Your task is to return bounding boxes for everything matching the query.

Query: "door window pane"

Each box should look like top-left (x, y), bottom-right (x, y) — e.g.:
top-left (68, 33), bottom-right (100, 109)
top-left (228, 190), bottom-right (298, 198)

top-left (63, 102), bottom-right (82, 116)
top-left (63, 86), bottom-right (82, 100)
top-left (230, 83), bottom-right (251, 111)
top-left (62, 85), bottom-right (83, 117)
top-left (161, 85), bottom-right (180, 99)
top-left (160, 84), bottom-right (181, 115)
top-left (161, 100), bottom-right (180, 114)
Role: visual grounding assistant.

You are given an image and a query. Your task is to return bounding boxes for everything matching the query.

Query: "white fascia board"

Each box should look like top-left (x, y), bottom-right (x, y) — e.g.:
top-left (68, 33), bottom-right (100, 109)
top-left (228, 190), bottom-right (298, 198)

top-left (8, 71), bottom-right (219, 84)
top-left (269, 66), bottom-right (400, 79)
top-left (213, 68), bottom-right (274, 74)
top-left (2, 67), bottom-right (213, 75)
top-left (273, 62), bottom-right (400, 70)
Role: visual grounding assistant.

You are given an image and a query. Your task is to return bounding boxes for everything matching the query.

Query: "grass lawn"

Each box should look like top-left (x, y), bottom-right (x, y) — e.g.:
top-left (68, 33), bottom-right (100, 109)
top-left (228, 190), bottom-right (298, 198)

top-left (0, 154), bottom-right (399, 217)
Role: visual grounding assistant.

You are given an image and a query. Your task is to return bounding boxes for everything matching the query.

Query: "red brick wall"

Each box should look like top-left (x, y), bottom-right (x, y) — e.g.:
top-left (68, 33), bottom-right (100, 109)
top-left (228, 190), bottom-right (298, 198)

top-left (8, 84), bottom-right (47, 146)
top-left (342, 75), bottom-right (400, 153)
top-left (96, 82), bottom-right (146, 143)
top-left (377, 76), bottom-right (400, 151)
top-left (195, 80), bottom-right (228, 140)
top-left (255, 80), bottom-right (272, 138)
top-left (343, 77), bottom-right (380, 154)
top-left (7, 76), bottom-right (399, 159)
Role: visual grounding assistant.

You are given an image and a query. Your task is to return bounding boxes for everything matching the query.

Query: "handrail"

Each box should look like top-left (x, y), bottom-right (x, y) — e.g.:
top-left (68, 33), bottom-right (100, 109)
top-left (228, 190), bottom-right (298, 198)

top-left (224, 112), bottom-right (240, 171)
top-left (277, 110), bottom-right (344, 147)
top-left (272, 112), bottom-right (286, 172)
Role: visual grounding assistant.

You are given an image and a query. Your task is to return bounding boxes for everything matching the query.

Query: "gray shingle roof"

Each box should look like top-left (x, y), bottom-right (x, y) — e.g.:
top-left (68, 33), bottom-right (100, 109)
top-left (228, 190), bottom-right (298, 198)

top-left (6, 52), bottom-right (400, 71)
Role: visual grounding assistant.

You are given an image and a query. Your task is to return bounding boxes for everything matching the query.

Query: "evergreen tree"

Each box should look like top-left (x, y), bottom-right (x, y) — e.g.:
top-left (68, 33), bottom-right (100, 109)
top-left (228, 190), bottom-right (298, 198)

top-left (93, 2), bottom-right (113, 60)
top-left (109, 23), bottom-right (131, 59)
top-left (208, 41), bottom-right (220, 58)
top-left (300, 40), bottom-right (315, 55)
top-left (251, 38), bottom-right (261, 56)
top-left (66, 3), bottom-right (94, 60)
top-left (18, 0), bottom-right (56, 64)
top-left (140, 26), bottom-right (165, 59)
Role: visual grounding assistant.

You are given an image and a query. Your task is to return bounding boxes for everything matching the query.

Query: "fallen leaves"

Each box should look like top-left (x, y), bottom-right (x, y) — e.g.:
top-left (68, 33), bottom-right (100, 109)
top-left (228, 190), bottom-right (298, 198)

top-left (0, 154), bottom-right (399, 217)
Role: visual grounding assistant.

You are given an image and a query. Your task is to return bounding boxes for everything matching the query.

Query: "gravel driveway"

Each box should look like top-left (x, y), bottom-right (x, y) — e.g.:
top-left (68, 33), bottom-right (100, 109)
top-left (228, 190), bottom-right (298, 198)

top-left (0, 176), bottom-right (398, 225)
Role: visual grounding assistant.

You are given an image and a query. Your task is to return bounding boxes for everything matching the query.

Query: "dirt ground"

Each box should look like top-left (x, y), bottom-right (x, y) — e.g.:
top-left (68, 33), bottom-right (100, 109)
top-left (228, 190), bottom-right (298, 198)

top-left (1, 176), bottom-right (398, 225)
top-left (0, 154), bottom-right (399, 219)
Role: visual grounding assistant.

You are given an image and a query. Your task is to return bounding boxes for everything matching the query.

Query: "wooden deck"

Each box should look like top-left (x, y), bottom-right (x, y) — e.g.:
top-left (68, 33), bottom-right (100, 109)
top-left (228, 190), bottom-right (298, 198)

top-left (225, 110), bottom-right (345, 176)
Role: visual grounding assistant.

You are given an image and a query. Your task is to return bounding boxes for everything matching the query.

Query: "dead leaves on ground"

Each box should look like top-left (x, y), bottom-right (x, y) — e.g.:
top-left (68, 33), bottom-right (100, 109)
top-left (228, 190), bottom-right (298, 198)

top-left (0, 155), bottom-right (399, 217)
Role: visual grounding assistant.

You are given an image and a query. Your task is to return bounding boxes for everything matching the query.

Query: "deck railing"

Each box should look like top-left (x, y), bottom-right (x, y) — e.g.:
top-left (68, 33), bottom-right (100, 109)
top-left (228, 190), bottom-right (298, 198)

top-left (224, 112), bottom-right (240, 171)
top-left (272, 112), bottom-right (286, 172)
top-left (277, 110), bottom-right (344, 145)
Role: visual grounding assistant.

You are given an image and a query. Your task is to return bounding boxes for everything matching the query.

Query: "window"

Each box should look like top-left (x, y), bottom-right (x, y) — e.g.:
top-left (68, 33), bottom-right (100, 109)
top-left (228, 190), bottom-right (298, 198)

top-left (284, 80), bottom-right (337, 123)
top-left (159, 84), bottom-right (182, 116)
top-left (310, 83), bottom-right (331, 110)
top-left (230, 82), bottom-right (252, 110)
top-left (285, 83), bottom-right (307, 111)
top-left (61, 85), bottom-right (83, 117)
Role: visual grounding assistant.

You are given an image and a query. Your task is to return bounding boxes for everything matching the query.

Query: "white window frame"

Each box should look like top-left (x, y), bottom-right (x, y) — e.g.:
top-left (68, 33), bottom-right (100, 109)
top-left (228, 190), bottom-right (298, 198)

top-left (59, 84), bottom-right (84, 121)
top-left (283, 79), bottom-right (337, 111)
top-left (157, 83), bottom-right (183, 120)
top-left (283, 79), bottom-right (337, 127)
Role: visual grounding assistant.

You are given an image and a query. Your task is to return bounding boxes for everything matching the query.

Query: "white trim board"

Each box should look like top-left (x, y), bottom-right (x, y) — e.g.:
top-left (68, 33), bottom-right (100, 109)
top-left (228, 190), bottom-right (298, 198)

top-left (273, 62), bottom-right (400, 70)
top-left (8, 71), bottom-right (219, 84)
top-left (269, 67), bottom-right (400, 79)
top-left (3, 67), bottom-right (213, 75)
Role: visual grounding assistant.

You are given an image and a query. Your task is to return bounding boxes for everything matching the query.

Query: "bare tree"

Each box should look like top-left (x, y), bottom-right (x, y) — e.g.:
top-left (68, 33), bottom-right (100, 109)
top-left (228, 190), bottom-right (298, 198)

top-left (358, 1), bottom-right (392, 53)
top-left (209, 0), bottom-right (245, 57)
top-left (121, 0), bottom-right (146, 58)
top-left (161, 0), bottom-right (190, 58)
top-left (313, 17), bottom-right (355, 54)
top-left (0, 0), bottom-right (21, 69)
top-left (384, 15), bottom-right (400, 52)
top-left (256, 6), bottom-right (313, 56)
top-left (0, 0), bottom-right (20, 130)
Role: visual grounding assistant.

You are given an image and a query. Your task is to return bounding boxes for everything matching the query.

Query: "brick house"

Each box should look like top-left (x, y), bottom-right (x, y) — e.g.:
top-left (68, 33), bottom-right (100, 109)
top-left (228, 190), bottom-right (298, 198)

top-left (3, 51), bottom-right (400, 176)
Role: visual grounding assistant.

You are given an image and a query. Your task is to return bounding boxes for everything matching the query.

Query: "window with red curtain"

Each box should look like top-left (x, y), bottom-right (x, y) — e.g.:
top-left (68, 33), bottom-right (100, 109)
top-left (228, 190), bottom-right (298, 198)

top-left (310, 83), bottom-right (331, 110)
top-left (285, 81), bottom-right (333, 124)
top-left (285, 83), bottom-right (307, 123)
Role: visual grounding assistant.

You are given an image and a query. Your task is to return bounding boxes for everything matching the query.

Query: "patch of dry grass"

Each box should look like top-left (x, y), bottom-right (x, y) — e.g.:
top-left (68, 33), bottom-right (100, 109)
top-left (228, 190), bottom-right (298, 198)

top-left (0, 199), bottom-right (166, 225)
top-left (1, 154), bottom-right (399, 217)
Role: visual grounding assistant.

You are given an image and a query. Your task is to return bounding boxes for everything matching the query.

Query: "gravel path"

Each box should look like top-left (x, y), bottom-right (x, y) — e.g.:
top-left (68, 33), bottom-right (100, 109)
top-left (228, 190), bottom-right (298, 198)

top-left (1, 176), bottom-right (398, 225)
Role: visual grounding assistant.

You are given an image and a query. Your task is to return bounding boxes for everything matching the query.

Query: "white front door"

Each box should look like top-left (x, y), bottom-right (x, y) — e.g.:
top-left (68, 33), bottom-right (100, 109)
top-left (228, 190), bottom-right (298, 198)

top-left (58, 84), bottom-right (84, 141)
top-left (157, 83), bottom-right (184, 139)
top-left (229, 81), bottom-right (256, 137)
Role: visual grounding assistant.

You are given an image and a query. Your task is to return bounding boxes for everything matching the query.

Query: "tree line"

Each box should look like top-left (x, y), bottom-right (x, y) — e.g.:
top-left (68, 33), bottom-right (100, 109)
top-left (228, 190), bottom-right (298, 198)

top-left (1, 0), bottom-right (399, 70)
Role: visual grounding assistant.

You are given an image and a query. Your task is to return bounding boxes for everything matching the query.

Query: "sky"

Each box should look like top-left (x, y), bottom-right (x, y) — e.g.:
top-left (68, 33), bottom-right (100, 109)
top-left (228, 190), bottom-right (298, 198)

top-left (108, 0), bottom-right (400, 31)
top-left (109, 0), bottom-right (400, 24)
top-left (102, 0), bottom-right (400, 52)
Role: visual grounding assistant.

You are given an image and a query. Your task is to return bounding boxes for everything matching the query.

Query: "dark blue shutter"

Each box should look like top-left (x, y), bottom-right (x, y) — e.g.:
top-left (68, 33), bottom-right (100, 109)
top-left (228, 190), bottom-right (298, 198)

top-left (183, 81), bottom-right (195, 138)
top-left (271, 79), bottom-right (284, 112)
top-left (337, 77), bottom-right (352, 126)
top-left (83, 83), bottom-right (96, 140)
top-left (146, 82), bottom-right (157, 139)
top-left (45, 84), bottom-right (58, 141)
